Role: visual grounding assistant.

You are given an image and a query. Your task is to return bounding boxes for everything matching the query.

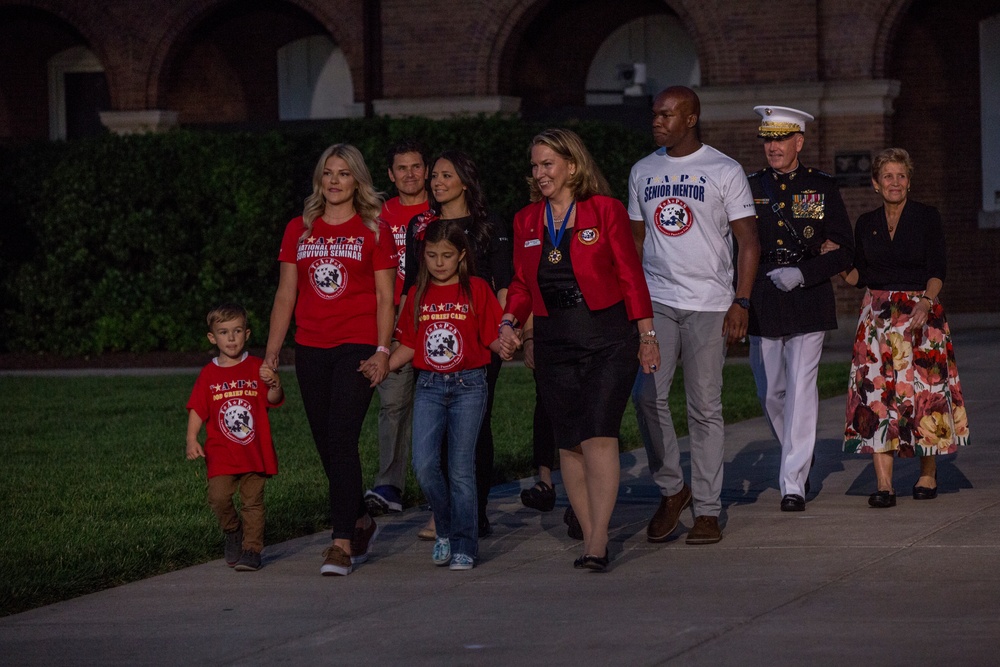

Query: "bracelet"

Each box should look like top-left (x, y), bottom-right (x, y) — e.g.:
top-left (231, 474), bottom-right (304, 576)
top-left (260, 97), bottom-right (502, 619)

top-left (640, 338), bottom-right (660, 346)
top-left (919, 295), bottom-right (933, 304)
top-left (376, 345), bottom-right (391, 356)
top-left (498, 320), bottom-right (515, 335)
top-left (640, 330), bottom-right (656, 338)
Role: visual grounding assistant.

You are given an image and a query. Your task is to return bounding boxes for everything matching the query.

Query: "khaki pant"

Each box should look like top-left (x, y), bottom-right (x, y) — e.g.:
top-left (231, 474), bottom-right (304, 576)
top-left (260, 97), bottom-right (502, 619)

top-left (207, 473), bottom-right (266, 553)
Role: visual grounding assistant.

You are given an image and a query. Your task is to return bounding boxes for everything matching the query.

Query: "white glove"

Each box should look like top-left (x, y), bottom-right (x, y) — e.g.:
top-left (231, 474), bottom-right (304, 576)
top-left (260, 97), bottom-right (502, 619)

top-left (767, 267), bottom-right (804, 292)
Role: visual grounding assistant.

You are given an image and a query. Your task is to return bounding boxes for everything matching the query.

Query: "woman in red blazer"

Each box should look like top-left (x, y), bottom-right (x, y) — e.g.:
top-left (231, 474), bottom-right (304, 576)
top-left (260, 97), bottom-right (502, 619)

top-left (499, 128), bottom-right (659, 571)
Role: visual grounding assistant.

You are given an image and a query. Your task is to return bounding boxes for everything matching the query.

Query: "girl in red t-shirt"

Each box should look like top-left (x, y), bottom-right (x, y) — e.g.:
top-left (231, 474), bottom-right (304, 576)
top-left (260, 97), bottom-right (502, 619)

top-left (264, 144), bottom-right (396, 577)
top-left (383, 219), bottom-right (513, 570)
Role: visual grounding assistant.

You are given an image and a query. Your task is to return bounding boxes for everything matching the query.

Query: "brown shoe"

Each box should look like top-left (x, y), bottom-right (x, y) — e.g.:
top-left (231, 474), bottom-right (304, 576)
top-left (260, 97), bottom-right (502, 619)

top-left (350, 518), bottom-right (379, 565)
top-left (647, 484), bottom-right (692, 542)
top-left (686, 515), bottom-right (722, 544)
top-left (320, 545), bottom-right (352, 576)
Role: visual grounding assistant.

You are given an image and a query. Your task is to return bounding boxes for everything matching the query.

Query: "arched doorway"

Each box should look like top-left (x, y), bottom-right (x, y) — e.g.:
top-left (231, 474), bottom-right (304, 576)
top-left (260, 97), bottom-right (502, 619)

top-left (161, 1), bottom-right (355, 125)
top-left (277, 35), bottom-right (361, 120)
top-left (585, 14), bottom-right (699, 105)
top-left (0, 6), bottom-right (108, 141)
top-left (503, 0), bottom-right (696, 119)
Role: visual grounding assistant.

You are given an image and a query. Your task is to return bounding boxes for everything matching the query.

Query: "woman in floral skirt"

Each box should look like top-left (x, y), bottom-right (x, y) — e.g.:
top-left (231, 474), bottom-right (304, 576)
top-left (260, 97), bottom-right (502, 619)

top-left (834, 147), bottom-right (969, 508)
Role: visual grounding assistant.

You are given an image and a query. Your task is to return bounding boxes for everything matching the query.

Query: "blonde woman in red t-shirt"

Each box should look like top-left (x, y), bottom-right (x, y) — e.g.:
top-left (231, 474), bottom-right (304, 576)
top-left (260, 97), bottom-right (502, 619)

top-left (264, 144), bottom-right (397, 577)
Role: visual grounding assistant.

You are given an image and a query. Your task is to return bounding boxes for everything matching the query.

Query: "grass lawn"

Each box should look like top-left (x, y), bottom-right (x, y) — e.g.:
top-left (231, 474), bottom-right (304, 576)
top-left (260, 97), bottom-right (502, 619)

top-left (0, 361), bottom-right (849, 616)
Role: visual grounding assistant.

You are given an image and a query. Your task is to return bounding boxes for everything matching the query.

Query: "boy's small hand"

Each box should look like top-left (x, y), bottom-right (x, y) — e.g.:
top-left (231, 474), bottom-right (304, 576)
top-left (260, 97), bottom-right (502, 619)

top-left (186, 441), bottom-right (205, 460)
top-left (259, 365), bottom-right (280, 389)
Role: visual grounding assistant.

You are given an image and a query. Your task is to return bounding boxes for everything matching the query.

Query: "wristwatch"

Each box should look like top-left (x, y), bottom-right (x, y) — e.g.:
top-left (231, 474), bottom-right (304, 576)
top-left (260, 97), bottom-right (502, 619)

top-left (733, 297), bottom-right (750, 310)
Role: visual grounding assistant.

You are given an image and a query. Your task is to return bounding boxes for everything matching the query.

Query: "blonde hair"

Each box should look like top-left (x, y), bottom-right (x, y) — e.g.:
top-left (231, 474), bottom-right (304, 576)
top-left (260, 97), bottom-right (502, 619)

top-left (871, 147), bottom-right (914, 181)
top-left (206, 303), bottom-right (248, 330)
top-left (301, 144), bottom-right (384, 240)
top-left (526, 128), bottom-right (611, 202)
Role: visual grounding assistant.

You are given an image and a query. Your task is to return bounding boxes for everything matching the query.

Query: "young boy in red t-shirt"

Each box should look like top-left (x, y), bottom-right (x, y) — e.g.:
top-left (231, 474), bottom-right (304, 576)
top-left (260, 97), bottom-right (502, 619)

top-left (186, 304), bottom-right (283, 572)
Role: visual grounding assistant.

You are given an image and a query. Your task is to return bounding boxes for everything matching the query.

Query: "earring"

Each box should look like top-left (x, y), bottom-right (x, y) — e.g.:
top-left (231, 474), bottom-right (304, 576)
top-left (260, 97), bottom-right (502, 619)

top-left (874, 188), bottom-right (880, 193)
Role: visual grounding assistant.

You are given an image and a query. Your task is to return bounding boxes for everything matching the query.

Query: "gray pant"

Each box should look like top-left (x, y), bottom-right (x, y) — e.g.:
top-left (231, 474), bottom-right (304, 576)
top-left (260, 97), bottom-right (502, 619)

top-left (374, 361), bottom-right (414, 491)
top-left (632, 303), bottom-right (727, 517)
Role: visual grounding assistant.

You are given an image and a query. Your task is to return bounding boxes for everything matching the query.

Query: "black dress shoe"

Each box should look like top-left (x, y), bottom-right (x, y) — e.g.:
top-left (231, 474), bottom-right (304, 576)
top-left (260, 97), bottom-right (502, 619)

top-left (913, 471), bottom-right (938, 500)
top-left (564, 506), bottom-right (583, 540)
top-left (520, 481), bottom-right (556, 512)
top-left (780, 494), bottom-right (806, 512)
top-left (580, 551), bottom-right (609, 572)
top-left (868, 490), bottom-right (897, 508)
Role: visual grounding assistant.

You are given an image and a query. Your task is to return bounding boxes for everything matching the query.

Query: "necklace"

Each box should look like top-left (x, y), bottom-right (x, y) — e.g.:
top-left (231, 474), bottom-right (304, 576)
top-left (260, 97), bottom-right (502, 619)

top-left (886, 213), bottom-right (899, 235)
top-left (545, 200), bottom-right (575, 263)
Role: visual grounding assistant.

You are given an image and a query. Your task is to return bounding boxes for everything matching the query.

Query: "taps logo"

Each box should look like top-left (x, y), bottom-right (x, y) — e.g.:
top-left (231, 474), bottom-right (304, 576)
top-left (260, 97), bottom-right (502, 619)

top-left (424, 322), bottom-right (463, 370)
top-left (309, 258), bottom-right (347, 300)
top-left (219, 398), bottom-right (255, 444)
top-left (653, 197), bottom-right (693, 237)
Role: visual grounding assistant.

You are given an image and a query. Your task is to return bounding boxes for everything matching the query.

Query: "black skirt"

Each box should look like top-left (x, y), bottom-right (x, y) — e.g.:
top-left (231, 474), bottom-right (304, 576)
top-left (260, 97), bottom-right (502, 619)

top-left (534, 299), bottom-right (639, 450)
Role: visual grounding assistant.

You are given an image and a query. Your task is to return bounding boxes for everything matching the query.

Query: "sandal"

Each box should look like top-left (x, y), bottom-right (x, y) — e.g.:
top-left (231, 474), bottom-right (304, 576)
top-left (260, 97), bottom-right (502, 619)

top-left (520, 481), bottom-right (556, 512)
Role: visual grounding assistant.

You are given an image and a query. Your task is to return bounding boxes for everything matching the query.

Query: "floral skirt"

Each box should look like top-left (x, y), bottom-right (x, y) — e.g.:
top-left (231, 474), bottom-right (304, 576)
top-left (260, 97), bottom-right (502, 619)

top-left (843, 289), bottom-right (970, 456)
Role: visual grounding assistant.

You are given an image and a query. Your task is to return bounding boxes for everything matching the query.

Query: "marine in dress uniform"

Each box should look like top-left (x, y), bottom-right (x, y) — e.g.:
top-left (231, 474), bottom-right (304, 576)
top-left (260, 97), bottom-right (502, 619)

top-left (747, 106), bottom-right (854, 512)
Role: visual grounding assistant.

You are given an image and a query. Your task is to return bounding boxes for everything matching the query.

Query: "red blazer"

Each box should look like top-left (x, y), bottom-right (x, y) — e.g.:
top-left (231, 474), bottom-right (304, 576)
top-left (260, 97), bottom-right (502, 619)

top-left (506, 195), bottom-right (653, 323)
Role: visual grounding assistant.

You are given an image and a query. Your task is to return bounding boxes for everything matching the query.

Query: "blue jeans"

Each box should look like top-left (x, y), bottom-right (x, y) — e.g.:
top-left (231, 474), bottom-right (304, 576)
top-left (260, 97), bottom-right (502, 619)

top-left (412, 367), bottom-right (487, 558)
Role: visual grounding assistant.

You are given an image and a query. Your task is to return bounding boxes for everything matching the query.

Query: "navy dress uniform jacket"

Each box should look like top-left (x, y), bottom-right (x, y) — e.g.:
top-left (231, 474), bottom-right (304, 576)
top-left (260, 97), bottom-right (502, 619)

top-left (747, 164), bottom-right (854, 337)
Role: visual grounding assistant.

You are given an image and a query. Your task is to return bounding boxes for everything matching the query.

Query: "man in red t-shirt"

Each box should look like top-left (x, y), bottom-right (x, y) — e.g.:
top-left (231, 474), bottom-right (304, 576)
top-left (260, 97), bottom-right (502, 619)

top-left (364, 141), bottom-right (430, 516)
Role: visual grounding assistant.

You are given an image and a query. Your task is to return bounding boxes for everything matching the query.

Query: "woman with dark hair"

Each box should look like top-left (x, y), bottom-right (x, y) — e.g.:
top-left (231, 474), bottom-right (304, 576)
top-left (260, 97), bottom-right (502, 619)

top-left (264, 144), bottom-right (396, 576)
top-left (401, 150), bottom-right (513, 538)
top-left (499, 129), bottom-right (657, 571)
top-left (832, 147), bottom-right (969, 507)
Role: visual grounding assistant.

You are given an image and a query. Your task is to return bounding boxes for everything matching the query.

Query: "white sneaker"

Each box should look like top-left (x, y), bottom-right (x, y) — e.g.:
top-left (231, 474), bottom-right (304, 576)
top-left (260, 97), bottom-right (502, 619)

top-left (449, 553), bottom-right (474, 571)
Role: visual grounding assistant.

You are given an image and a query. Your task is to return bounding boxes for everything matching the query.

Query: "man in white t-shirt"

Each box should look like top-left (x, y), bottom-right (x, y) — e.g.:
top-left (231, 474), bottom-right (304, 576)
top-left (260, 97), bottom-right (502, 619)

top-left (630, 86), bottom-right (759, 545)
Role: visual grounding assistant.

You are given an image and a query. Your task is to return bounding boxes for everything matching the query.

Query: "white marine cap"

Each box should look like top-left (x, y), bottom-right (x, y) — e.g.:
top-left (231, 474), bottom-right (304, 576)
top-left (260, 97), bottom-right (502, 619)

top-left (754, 105), bottom-right (815, 139)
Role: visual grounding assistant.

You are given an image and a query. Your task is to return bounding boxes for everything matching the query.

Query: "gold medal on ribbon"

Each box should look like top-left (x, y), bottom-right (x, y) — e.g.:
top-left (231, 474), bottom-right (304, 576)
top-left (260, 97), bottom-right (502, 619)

top-left (545, 200), bottom-right (574, 266)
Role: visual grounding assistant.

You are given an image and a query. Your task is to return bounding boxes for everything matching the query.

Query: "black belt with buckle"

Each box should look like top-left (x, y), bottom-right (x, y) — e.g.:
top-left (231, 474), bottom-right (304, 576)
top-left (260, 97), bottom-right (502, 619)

top-left (762, 248), bottom-right (804, 265)
top-left (541, 286), bottom-right (584, 310)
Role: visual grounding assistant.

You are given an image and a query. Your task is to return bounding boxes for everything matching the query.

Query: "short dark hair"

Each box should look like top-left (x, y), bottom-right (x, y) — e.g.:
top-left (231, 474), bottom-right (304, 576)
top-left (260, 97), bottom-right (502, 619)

top-left (386, 140), bottom-right (428, 170)
top-left (206, 303), bottom-right (248, 330)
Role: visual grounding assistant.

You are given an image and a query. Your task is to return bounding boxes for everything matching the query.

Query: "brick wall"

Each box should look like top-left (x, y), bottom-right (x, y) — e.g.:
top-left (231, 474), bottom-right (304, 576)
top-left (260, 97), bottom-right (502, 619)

top-left (1, 0), bottom-right (996, 312)
top-left (889, 0), bottom-right (1000, 311)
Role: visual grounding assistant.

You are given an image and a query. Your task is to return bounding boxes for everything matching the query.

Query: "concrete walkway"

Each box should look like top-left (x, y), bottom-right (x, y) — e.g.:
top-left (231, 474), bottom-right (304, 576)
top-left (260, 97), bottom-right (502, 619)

top-left (2, 329), bottom-right (998, 666)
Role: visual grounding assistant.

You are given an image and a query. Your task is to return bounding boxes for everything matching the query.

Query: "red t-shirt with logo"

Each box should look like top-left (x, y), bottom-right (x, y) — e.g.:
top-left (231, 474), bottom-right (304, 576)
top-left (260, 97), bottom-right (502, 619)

top-left (278, 215), bottom-right (398, 348)
top-left (380, 196), bottom-right (430, 306)
top-left (186, 355), bottom-right (282, 479)
top-left (395, 277), bottom-right (502, 373)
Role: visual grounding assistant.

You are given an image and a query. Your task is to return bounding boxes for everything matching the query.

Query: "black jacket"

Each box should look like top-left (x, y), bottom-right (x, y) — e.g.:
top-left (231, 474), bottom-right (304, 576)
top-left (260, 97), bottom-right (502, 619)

top-left (747, 164), bottom-right (854, 336)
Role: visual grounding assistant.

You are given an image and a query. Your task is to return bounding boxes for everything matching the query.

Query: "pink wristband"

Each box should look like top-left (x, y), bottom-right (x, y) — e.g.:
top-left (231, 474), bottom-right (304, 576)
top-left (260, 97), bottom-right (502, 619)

top-left (376, 345), bottom-right (391, 356)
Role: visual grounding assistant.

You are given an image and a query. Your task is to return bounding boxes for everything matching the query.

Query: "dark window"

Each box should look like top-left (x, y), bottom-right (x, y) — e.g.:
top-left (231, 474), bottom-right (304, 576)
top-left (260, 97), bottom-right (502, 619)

top-left (64, 71), bottom-right (109, 139)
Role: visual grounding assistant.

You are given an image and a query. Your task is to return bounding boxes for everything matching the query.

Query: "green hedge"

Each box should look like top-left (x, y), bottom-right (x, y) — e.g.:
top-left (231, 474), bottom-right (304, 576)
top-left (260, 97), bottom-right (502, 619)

top-left (0, 116), bottom-right (652, 355)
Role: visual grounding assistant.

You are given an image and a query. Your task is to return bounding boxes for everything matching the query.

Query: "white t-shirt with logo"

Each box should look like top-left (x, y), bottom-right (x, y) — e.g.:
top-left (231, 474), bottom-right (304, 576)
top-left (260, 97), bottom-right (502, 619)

top-left (628, 144), bottom-right (755, 312)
